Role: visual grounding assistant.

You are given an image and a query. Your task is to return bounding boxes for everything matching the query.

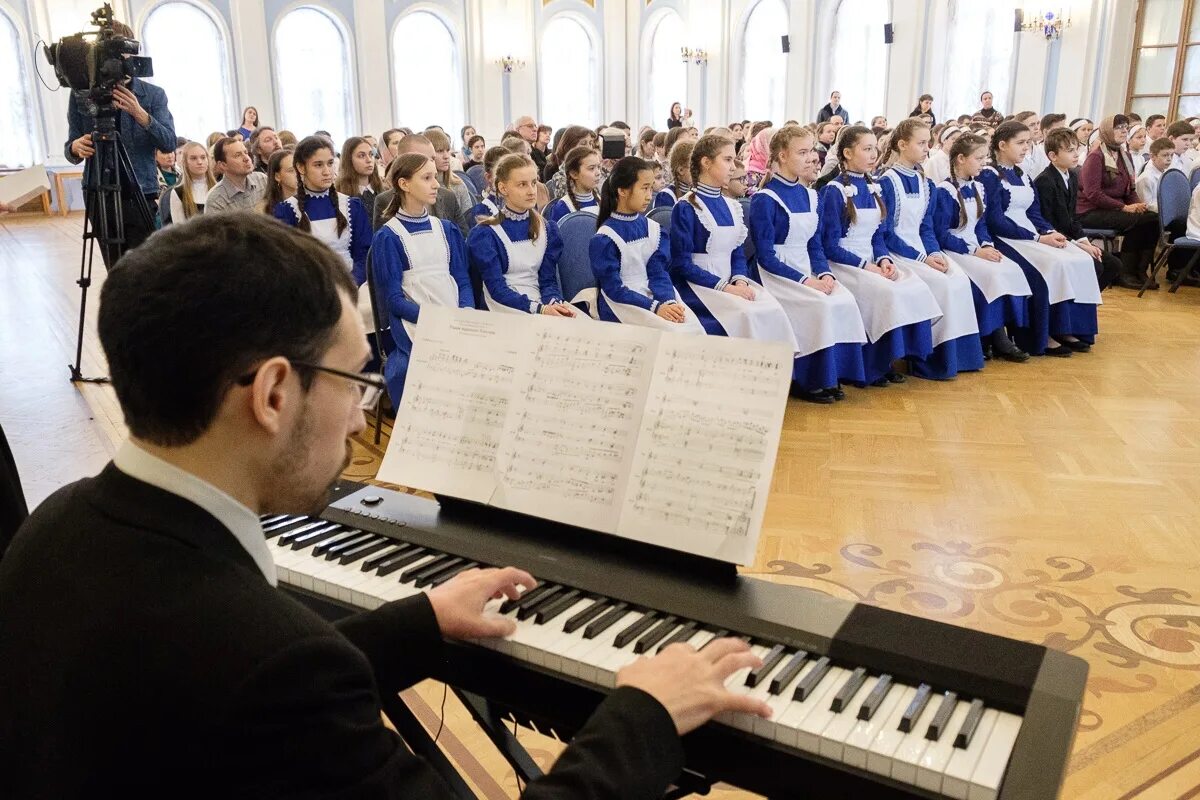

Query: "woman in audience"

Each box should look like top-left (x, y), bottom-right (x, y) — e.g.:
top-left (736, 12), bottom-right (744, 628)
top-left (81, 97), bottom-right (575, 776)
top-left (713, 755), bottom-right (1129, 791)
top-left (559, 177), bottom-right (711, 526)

top-left (667, 102), bottom-right (685, 130)
top-left (669, 134), bottom-right (796, 347)
top-left (932, 133), bottom-right (1032, 363)
top-left (426, 129), bottom-right (475, 224)
top-left (652, 132), bottom-right (669, 166)
top-left (744, 126), bottom-right (775, 195)
top-left (335, 136), bottom-right (383, 215)
top-left (1069, 118), bottom-right (1094, 161)
top-left (590, 156), bottom-right (704, 332)
top-left (379, 128), bottom-right (403, 172)
top-left (467, 154), bottom-right (581, 319)
top-left (978, 121), bottom-right (1100, 357)
top-left (638, 128), bottom-right (658, 161)
top-left (236, 107), bottom-right (258, 141)
top-left (463, 135), bottom-right (486, 170)
top-left (870, 116), bottom-right (888, 135)
top-left (470, 146), bottom-right (514, 221)
top-left (371, 152), bottom-right (474, 403)
top-left (818, 126), bottom-right (940, 386)
top-left (655, 141), bottom-right (695, 208)
top-left (545, 145), bottom-right (602, 222)
top-left (543, 125), bottom-right (598, 192)
top-left (532, 125), bottom-right (552, 173)
top-left (459, 125), bottom-right (476, 162)
top-left (273, 136), bottom-right (372, 290)
top-left (260, 147), bottom-right (296, 214)
top-left (879, 118), bottom-right (983, 379)
top-left (924, 125), bottom-right (961, 184)
top-left (277, 130), bottom-right (297, 148)
top-left (167, 141), bottom-right (216, 224)
top-left (748, 126), bottom-right (868, 401)
top-left (909, 94), bottom-right (936, 125)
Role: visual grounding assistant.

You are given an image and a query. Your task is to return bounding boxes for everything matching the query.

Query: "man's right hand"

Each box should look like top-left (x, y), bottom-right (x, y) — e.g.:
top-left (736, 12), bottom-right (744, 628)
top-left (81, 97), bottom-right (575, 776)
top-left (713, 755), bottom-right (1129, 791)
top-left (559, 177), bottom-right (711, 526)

top-left (615, 638), bottom-right (771, 735)
top-left (71, 133), bottom-right (95, 160)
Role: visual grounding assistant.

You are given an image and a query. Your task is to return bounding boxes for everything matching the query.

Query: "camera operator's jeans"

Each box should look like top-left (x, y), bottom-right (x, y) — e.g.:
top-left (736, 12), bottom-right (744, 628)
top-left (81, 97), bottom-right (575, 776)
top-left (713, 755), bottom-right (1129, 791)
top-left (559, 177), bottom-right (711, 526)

top-left (87, 192), bottom-right (159, 270)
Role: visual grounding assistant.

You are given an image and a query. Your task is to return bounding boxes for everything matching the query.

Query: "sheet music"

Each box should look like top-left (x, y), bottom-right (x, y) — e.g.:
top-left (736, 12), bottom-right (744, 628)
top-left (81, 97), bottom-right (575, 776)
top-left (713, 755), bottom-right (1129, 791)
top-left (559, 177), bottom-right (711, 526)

top-left (492, 318), bottom-right (657, 531)
top-left (376, 309), bottom-right (523, 502)
top-left (618, 334), bottom-right (793, 564)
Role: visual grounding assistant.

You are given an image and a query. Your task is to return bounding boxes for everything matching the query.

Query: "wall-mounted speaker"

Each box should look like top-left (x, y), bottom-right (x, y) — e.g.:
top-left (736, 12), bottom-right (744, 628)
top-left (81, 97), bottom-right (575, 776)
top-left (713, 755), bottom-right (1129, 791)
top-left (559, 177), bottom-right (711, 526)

top-left (883, 23), bottom-right (894, 44)
top-left (781, 35), bottom-right (790, 53)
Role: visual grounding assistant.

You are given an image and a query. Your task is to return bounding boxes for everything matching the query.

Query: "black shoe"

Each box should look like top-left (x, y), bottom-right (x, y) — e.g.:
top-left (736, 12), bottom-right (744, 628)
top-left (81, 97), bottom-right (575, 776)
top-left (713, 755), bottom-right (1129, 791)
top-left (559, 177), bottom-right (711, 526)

top-left (827, 385), bottom-right (846, 401)
top-left (886, 371), bottom-right (906, 384)
top-left (1043, 345), bottom-right (1072, 358)
top-left (982, 343), bottom-right (994, 361)
top-left (1115, 275), bottom-right (1143, 290)
top-left (798, 389), bottom-right (835, 404)
top-left (1062, 339), bottom-right (1091, 353)
top-left (870, 377), bottom-right (890, 387)
top-left (1000, 347), bottom-right (1030, 363)
top-left (1147, 277), bottom-right (1160, 290)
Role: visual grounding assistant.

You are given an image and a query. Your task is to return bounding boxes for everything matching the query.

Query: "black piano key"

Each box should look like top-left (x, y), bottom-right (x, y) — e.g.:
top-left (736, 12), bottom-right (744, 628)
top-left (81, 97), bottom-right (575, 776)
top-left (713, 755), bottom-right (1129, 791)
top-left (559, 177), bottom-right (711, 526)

top-left (745, 643), bottom-right (787, 688)
top-left (518, 585), bottom-right (573, 621)
top-left (276, 520), bottom-right (334, 545)
top-left (793, 656), bottom-right (832, 702)
top-left (769, 650), bottom-right (809, 695)
top-left (582, 602), bottom-right (629, 639)
top-left (313, 529), bottom-right (368, 557)
top-left (401, 554), bottom-right (452, 584)
top-left (954, 699), bottom-right (987, 749)
top-left (499, 583), bottom-right (560, 616)
top-left (428, 561), bottom-right (478, 587)
top-left (831, 667), bottom-right (868, 712)
top-left (899, 683), bottom-right (932, 732)
top-left (534, 589), bottom-right (582, 624)
top-left (289, 525), bottom-right (345, 550)
top-left (375, 547), bottom-right (429, 577)
top-left (259, 514), bottom-right (290, 525)
top-left (925, 691), bottom-right (959, 741)
top-left (633, 616), bottom-right (679, 655)
top-left (414, 556), bottom-right (464, 588)
top-left (339, 539), bottom-right (394, 566)
top-left (361, 545), bottom-right (410, 572)
top-left (858, 674), bottom-right (895, 721)
top-left (263, 517), bottom-right (309, 537)
top-left (322, 532), bottom-right (376, 559)
top-left (613, 611), bottom-right (658, 649)
top-left (657, 622), bottom-right (699, 653)
top-left (563, 597), bottom-right (610, 633)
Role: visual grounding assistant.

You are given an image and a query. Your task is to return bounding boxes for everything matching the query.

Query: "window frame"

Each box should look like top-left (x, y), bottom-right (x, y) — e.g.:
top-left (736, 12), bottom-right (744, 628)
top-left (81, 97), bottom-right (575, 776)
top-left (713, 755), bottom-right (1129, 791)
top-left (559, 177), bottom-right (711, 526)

top-left (737, 0), bottom-right (790, 122)
top-left (0, 0), bottom-right (44, 168)
top-left (537, 12), bottom-right (601, 129)
top-left (824, 0), bottom-right (893, 124)
top-left (389, 7), bottom-right (465, 134)
top-left (270, 3), bottom-right (358, 144)
top-left (1126, 0), bottom-right (1200, 119)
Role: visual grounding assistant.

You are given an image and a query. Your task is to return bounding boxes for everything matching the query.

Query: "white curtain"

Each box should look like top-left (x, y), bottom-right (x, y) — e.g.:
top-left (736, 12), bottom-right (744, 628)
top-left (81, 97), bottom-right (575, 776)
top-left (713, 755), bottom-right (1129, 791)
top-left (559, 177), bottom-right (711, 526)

top-left (942, 0), bottom-right (1017, 119)
top-left (142, 2), bottom-right (234, 142)
top-left (274, 7), bottom-right (354, 144)
top-left (392, 11), bottom-right (464, 134)
top-left (0, 9), bottom-right (39, 168)
top-left (741, 0), bottom-right (789, 122)
top-left (831, 0), bottom-right (888, 123)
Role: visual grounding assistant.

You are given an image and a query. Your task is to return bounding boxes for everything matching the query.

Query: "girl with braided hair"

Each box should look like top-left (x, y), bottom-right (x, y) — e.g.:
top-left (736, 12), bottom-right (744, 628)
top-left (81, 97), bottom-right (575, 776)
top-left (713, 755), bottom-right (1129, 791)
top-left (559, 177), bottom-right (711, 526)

top-left (817, 126), bottom-right (939, 387)
top-left (878, 118), bottom-right (984, 380)
top-left (932, 133), bottom-right (1031, 363)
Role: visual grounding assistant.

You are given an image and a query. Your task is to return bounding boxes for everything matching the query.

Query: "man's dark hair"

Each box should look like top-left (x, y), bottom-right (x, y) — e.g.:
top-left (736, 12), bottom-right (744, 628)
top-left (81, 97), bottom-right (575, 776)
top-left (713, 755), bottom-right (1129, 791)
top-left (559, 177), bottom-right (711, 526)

top-left (99, 214), bottom-right (358, 446)
top-left (212, 136), bottom-right (238, 164)
top-left (1167, 120), bottom-right (1195, 138)
top-left (1146, 114), bottom-right (1165, 128)
top-left (1042, 127), bottom-right (1078, 156)
top-left (1040, 112), bottom-right (1067, 131)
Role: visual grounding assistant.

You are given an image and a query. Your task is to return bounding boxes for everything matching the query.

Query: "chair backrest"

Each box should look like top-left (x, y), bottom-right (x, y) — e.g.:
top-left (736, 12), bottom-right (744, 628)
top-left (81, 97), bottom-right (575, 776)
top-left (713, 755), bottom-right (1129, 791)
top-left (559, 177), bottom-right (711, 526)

top-left (1158, 168), bottom-right (1192, 232)
top-left (364, 249), bottom-right (392, 356)
top-left (0, 419), bottom-right (29, 561)
top-left (556, 211), bottom-right (599, 306)
top-left (647, 205), bottom-right (674, 227)
top-left (465, 165), bottom-right (486, 194)
top-left (454, 171), bottom-right (480, 204)
top-left (1190, 168), bottom-right (1200, 194)
top-left (738, 197), bottom-right (758, 279)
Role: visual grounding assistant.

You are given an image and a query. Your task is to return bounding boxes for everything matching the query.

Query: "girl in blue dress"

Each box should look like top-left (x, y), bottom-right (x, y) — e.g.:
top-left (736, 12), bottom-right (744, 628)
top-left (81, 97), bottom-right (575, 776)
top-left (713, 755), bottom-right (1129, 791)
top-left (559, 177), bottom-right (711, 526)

top-left (817, 127), bottom-right (940, 386)
top-left (467, 154), bottom-right (584, 320)
top-left (589, 157), bottom-right (705, 333)
top-left (878, 119), bottom-right (984, 380)
top-left (369, 153), bottom-right (474, 404)
top-left (653, 141), bottom-right (694, 209)
top-left (749, 125), bottom-right (867, 403)
top-left (469, 145), bottom-right (513, 223)
top-left (544, 146), bottom-right (601, 223)
top-left (932, 133), bottom-right (1032, 362)
top-left (978, 121), bottom-right (1099, 357)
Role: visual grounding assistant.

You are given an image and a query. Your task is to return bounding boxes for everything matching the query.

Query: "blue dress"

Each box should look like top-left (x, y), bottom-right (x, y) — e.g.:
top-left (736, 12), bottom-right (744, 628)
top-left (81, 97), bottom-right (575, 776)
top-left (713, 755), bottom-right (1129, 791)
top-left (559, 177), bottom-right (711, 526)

top-left (545, 193), bottom-right (598, 223)
top-left (466, 210), bottom-right (566, 312)
top-left (653, 186), bottom-right (684, 209)
top-left (818, 173), bottom-right (937, 384)
top-left (589, 212), bottom-right (698, 330)
top-left (978, 165), bottom-right (1099, 355)
top-left (273, 188), bottom-right (371, 284)
top-left (469, 192), bottom-right (502, 221)
top-left (880, 166), bottom-right (984, 380)
top-left (748, 176), bottom-right (867, 390)
top-left (369, 211), bottom-right (474, 403)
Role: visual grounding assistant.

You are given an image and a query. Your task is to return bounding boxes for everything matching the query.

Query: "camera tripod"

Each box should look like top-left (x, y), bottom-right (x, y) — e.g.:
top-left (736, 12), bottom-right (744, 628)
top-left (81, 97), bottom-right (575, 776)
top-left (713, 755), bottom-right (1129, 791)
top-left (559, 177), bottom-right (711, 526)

top-left (70, 110), bottom-right (154, 384)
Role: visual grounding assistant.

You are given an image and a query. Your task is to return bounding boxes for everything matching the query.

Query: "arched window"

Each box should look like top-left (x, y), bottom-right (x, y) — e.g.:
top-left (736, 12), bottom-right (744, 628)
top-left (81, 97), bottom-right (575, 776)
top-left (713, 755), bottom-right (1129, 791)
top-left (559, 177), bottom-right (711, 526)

top-left (539, 16), bottom-right (599, 129)
top-left (141, 1), bottom-right (233, 143)
top-left (391, 11), bottom-right (463, 134)
top-left (943, 0), bottom-right (1016, 119)
top-left (274, 6), bottom-right (354, 144)
top-left (740, 0), bottom-right (788, 121)
top-left (0, 8), bottom-right (38, 168)
top-left (831, 0), bottom-right (888, 122)
top-left (647, 11), bottom-right (685, 130)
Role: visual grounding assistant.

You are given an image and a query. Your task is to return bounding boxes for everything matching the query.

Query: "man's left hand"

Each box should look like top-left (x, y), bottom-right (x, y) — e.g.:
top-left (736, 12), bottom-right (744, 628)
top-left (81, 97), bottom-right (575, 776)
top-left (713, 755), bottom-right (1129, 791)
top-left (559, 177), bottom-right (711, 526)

top-left (427, 566), bottom-right (537, 640)
top-left (112, 85), bottom-right (150, 128)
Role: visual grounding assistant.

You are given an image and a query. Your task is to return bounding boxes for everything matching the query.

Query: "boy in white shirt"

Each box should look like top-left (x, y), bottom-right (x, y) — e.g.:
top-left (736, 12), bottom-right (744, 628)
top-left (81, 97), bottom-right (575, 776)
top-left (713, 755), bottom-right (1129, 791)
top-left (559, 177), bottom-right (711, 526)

top-left (1166, 121), bottom-right (1197, 173)
top-left (1137, 138), bottom-right (1177, 212)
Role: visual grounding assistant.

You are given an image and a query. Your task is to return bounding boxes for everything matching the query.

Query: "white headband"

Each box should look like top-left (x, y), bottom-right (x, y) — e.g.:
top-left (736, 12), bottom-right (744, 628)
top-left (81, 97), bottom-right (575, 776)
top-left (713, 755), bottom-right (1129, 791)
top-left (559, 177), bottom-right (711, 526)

top-left (939, 126), bottom-right (962, 143)
top-left (1069, 118), bottom-right (1092, 131)
top-left (1129, 124), bottom-right (1145, 139)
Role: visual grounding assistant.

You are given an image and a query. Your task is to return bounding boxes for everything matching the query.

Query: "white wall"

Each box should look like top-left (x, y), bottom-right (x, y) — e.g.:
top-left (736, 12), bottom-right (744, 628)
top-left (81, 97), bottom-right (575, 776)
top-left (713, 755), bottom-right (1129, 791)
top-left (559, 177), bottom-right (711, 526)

top-left (7, 0), bottom-right (1140, 166)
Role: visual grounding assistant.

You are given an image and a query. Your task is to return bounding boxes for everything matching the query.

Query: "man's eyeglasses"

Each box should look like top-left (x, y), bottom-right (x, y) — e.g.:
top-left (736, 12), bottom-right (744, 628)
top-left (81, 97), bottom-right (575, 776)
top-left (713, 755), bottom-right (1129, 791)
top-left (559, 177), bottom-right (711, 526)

top-left (236, 362), bottom-right (386, 410)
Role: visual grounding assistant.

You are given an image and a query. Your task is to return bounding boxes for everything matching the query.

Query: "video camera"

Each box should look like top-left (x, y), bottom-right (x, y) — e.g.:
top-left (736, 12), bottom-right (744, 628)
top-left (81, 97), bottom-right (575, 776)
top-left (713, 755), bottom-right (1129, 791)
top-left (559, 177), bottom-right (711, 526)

top-left (43, 3), bottom-right (153, 118)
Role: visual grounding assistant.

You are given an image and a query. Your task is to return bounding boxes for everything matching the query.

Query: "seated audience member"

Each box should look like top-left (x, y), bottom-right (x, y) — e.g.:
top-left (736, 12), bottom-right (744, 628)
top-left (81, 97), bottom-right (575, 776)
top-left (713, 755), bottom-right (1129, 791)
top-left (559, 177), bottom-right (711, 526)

top-left (1136, 138), bottom-right (1176, 213)
top-left (205, 137), bottom-right (268, 213)
top-left (167, 142), bottom-right (215, 224)
top-left (372, 134), bottom-right (468, 235)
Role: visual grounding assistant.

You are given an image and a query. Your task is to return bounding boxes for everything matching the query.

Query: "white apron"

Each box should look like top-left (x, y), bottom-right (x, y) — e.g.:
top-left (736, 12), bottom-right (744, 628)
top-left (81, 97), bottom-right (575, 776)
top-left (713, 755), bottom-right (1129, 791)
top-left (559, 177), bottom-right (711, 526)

top-left (755, 188), bottom-right (866, 357)
top-left (826, 202), bottom-right (942, 343)
top-left (483, 223), bottom-right (589, 321)
top-left (882, 172), bottom-right (979, 347)
top-left (309, 193), bottom-right (375, 331)
top-left (597, 220), bottom-right (705, 334)
top-left (685, 196), bottom-right (798, 352)
top-left (995, 173), bottom-right (1101, 306)
top-left (564, 194), bottom-right (599, 215)
top-left (937, 182), bottom-right (1032, 303)
top-left (385, 216), bottom-right (459, 341)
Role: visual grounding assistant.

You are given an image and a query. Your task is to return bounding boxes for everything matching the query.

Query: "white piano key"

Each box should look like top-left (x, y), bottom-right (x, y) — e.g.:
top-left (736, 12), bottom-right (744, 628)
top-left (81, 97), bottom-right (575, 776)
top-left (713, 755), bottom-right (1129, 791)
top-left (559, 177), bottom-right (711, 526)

top-left (531, 600), bottom-right (595, 671)
top-left (867, 683), bottom-right (922, 775)
top-left (818, 675), bottom-right (883, 761)
top-left (842, 684), bottom-right (911, 770)
top-left (967, 711), bottom-right (1023, 800)
top-left (737, 649), bottom-right (795, 734)
top-left (795, 669), bottom-right (857, 753)
top-left (756, 658), bottom-right (818, 740)
top-left (717, 645), bottom-right (771, 730)
top-left (775, 666), bottom-right (847, 749)
top-left (889, 689), bottom-right (945, 785)
top-left (566, 612), bottom-right (642, 685)
top-left (943, 708), bottom-right (999, 800)
top-left (915, 701), bottom-right (972, 794)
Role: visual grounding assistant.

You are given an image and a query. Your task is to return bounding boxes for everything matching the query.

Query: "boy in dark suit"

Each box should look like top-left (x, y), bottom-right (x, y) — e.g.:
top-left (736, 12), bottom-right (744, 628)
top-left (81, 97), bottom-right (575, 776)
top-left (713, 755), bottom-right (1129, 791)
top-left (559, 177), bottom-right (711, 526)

top-left (1033, 127), bottom-right (1128, 289)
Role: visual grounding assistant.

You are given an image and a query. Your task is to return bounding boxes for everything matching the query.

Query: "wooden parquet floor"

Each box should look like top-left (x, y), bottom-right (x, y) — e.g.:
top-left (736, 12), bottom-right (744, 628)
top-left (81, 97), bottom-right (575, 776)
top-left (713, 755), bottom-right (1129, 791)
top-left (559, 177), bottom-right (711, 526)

top-left (3, 212), bottom-right (1199, 798)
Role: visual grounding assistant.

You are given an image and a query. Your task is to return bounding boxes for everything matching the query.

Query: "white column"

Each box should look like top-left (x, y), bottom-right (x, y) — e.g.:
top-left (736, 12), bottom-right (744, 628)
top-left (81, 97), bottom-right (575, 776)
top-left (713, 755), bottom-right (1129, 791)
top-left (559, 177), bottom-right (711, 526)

top-left (228, 0), bottom-right (275, 128)
top-left (352, 0), bottom-right (390, 137)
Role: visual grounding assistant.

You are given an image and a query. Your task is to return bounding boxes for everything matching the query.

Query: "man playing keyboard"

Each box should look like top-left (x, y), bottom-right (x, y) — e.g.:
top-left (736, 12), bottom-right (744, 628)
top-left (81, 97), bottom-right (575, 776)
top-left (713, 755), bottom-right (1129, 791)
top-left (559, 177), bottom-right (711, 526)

top-left (0, 213), bottom-right (771, 798)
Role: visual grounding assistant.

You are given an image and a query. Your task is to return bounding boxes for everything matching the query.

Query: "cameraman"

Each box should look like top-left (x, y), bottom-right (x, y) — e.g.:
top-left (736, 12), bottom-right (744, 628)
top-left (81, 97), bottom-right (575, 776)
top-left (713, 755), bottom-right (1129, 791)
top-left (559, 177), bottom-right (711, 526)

top-left (64, 19), bottom-right (175, 267)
